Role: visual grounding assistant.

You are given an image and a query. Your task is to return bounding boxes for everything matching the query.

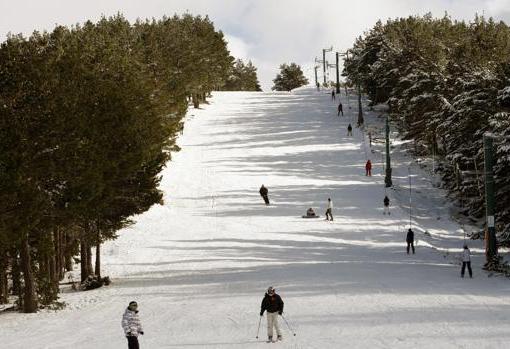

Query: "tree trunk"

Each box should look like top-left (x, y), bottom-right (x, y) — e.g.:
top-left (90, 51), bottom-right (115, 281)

top-left (192, 94), bottom-right (200, 109)
top-left (64, 232), bottom-right (73, 272)
top-left (86, 245), bottom-right (93, 277)
top-left (20, 234), bottom-right (38, 313)
top-left (0, 254), bottom-right (8, 304)
top-left (95, 242), bottom-right (101, 278)
top-left (80, 237), bottom-right (89, 282)
top-left (10, 250), bottom-right (21, 297)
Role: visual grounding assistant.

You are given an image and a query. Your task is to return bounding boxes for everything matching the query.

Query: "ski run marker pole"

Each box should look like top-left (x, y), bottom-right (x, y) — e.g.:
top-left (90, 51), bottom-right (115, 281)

top-left (281, 314), bottom-right (296, 336)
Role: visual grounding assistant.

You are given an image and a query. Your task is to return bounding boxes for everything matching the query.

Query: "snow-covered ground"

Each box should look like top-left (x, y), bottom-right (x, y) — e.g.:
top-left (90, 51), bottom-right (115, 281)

top-left (2, 88), bottom-right (510, 348)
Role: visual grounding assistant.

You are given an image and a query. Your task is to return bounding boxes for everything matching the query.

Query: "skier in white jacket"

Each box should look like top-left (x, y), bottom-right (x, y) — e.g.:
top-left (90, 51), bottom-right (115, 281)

top-left (325, 198), bottom-right (333, 221)
top-left (461, 245), bottom-right (473, 278)
top-left (122, 301), bottom-right (144, 349)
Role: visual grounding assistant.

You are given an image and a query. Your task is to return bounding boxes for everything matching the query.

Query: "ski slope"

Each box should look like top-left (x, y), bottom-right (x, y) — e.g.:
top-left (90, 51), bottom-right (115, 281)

top-left (2, 88), bottom-right (510, 348)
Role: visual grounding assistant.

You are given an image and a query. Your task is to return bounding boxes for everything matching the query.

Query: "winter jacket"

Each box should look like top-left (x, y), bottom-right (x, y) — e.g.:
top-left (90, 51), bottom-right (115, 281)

top-left (122, 308), bottom-right (143, 337)
top-left (327, 200), bottom-right (333, 209)
top-left (406, 229), bottom-right (414, 243)
top-left (338, 104), bottom-right (343, 111)
top-left (462, 248), bottom-right (471, 262)
top-left (259, 186), bottom-right (268, 196)
top-left (260, 293), bottom-right (284, 315)
top-left (347, 125), bottom-right (352, 131)
top-left (365, 161), bottom-right (372, 170)
top-left (383, 197), bottom-right (389, 206)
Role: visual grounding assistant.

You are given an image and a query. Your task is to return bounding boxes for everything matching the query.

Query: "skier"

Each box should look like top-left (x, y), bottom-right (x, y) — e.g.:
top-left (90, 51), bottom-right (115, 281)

top-left (122, 301), bottom-right (144, 349)
top-left (316, 82), bottom-right (320, 91)
top-left (406, 228), bottom-right (415, 254)
top-left (325, 198), bottom-right (333, 221)
top-left (383, 195), bottom-right (390, 215)
top-left (259, 185), bottom-right (269, 205)
top-left (260, 286), bottom-right (284, 342)
top-left (337, 102), bottom-right (343, 116)
top-left (347, 123), bottom-right (353, 136)
top-left (331, 90), bottom-right (336, 100)
top-left (461, 245), bottom-right (473, 278)
top-left (365, 159), bottom-right (372, 176)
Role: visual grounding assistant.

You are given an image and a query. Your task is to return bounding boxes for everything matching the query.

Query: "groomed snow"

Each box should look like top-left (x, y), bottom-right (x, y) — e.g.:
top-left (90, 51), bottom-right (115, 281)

top-left (2, 88), bottom-right (510, 348)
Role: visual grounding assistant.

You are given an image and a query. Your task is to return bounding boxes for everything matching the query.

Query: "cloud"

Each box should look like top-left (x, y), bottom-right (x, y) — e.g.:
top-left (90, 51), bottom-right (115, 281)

top-left (1, 0), bottom-right (509, 90)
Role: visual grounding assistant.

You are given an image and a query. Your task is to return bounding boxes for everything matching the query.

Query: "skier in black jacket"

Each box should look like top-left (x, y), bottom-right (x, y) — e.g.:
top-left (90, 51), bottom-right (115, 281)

top-left (259, 185), bottom-right (269, 205)
top-left (383, 195), bottom-right (390, 215)
top-left (406, 228), bottom-right (415, 254)
top-left (260, 286), bottom-right (284, 342)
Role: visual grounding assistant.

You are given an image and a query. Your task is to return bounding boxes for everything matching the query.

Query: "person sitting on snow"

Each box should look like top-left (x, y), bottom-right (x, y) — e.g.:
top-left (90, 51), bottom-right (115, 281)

top-left (306, 208), bottom-right (316, 217)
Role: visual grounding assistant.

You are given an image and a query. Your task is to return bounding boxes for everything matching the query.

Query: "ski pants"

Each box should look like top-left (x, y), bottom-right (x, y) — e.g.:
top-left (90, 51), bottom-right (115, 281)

top-left (407, 241), bottom-right (415, 254)
top-left (461, 261), bottom-right (472, 277)
top-left (383, 205), bottom-right (390, 214)
top-left (267, 312), bottom-right (282, 338)
top-left (347, 130), bottom-right (352, 136)
top-left (338, 110), bottom-right (343, 116)
top-left (325, 208), bottom-right (333, 221)
top-left (127, 336), bottom-right (139, 349)
top-left (366, 169), bottom-right (371, 176)
top-left (262, 195), bottom-right (270, 205)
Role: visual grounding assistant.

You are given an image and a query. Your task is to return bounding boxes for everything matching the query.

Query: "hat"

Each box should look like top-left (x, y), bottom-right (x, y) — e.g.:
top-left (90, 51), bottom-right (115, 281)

top-left (267, 286), bottom-right (275, 294)
top-left (128, 301), bottom-right (138, 307)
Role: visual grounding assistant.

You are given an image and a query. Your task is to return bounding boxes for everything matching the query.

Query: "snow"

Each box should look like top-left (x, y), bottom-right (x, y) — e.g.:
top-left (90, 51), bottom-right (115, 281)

top-left (2, 88), bottom-right (510, 348)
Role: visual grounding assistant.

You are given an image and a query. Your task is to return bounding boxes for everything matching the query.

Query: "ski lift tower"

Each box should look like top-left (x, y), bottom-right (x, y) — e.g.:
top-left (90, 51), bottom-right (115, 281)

top-left (322, 46), bottom-right (333, 85)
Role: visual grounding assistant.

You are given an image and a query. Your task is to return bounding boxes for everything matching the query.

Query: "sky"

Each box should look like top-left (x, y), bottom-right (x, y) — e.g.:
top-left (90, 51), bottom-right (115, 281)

top-left (1, 0), bottom-right (510, 90)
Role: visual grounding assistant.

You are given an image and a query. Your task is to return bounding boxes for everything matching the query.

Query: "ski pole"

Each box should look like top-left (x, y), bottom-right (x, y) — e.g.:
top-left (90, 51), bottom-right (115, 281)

top-left (281, 314), bottom-right (296, 336)
top-left (255, 316), bottom-right (262, 339)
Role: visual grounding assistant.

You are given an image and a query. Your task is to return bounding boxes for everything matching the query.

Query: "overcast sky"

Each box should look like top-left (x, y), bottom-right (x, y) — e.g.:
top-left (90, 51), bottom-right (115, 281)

top-left (1, 0), bottom-right (510, 90)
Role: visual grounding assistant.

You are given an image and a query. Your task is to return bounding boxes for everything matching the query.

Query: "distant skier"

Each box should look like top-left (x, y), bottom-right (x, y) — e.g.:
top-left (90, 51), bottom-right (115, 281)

top-left (406, 228), bottom-right (415, 254)
top-left (325, 198), bottom-right (333, 221)
top-left (122, 301), bottom-right (144, 349)
top-left (260, 286), bottom-right (284, 342)
top-left (259, 185), bottom-right (270, 205)
top-left (461, 245), bottom-right (473, 278)
top-left (316, 82), bottom-right (320, 91)
top-left (347, 123), bottom-right (353, 136)
top-left (337, 102), bottom-right (343, 116)
top-left (365, 159), bottom-right (372, 176)
top-left (331, 90), bottom-right (336, 100)
top-left (383, 195), bottom-right (390, 215)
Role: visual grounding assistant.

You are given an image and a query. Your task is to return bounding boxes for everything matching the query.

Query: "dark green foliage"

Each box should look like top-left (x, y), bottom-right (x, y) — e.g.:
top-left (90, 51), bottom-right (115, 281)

top-left (343, 14), bottom-right (510, 248)
top-left (272, 63), bottom-right (309, 91)
top-left (0, 13), bottom-right (234, 312)
top-left (223, 59), bottom-right (262, 91)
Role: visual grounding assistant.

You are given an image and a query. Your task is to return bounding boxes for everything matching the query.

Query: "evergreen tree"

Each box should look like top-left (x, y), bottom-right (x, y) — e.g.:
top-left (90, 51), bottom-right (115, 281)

top-left (272, 63), bottom-right (308, 91)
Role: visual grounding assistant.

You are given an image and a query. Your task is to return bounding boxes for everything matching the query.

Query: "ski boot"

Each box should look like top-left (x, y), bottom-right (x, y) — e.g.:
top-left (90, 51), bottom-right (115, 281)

top-left (277, 335), bottom-right (283, 341)
top-left (267, 336), bottom-right (273, 343)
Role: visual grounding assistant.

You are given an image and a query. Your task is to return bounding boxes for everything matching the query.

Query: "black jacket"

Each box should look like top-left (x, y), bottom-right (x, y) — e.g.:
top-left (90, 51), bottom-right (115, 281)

top-left (406, 229), bottom-right (414, 243)
top-left (260, 293), bottom-right (284, 315)
top-left (259, 186), bottom-right (268, 196)
top-left (383, 197), bottom-right (389, 206)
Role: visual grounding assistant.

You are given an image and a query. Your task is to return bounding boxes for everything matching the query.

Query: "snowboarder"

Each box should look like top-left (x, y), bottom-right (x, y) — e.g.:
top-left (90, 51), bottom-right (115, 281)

top-left (383, 195), bottom-right (390, 215)
top-left (461, 245), bottom-right (473, 278)
top-left (337, 102), bottom-right (343, 116)
top-left (122, 301), bottom-right (144, 349)
top-left (325, 198), bottom-right (333, 221)
top-left (259, 185), bottom-right (269, 205)
top-left (331, 90), bottom-right (336, 100)
top-left (365, 159), bottom-right (372, 176)
top-left (260, 286), bottom-right (284, 342)
top-left (406, 228), bottom-right (415, 254)
top-left (347, 123), bottom-right (353, 136)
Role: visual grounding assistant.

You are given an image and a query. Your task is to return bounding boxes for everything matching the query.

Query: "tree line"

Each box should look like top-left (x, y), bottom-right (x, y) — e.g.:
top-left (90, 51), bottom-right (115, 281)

top-left (343, 14), bottom-right (510, 254)
top-left (0, 13), bottom-right (239, 312)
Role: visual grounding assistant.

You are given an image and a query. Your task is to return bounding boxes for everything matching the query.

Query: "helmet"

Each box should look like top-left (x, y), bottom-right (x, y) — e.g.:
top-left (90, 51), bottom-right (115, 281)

top-left (267, 286), bottom-right (275, 294)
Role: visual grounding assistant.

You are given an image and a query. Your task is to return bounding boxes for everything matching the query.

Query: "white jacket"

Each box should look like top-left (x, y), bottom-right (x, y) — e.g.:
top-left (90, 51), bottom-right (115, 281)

top-left (462, 249), bottom-right (471, 262)
top-left (327, 200), bottom-right (333, 209)
top-left (122, 308), bottom-right (143, 337)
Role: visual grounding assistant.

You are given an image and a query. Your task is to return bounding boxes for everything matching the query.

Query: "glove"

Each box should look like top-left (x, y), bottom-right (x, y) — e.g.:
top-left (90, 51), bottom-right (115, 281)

top-left (260, 312), bottom-right (264, 317)
top-left (278, 311), bottom-right (282, 315)
top-left (140, 331), bottom-right (144, 335)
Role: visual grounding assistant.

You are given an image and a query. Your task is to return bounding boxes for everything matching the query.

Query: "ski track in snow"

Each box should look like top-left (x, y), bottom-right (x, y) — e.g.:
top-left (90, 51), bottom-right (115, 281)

top-left (2, 88), bottom-right (510, 348)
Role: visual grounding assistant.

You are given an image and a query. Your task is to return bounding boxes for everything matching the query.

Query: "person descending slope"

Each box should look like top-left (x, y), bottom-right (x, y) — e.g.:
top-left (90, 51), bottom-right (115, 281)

top-left (461, 245), bottom-right (473, 278)
top-left (331, 90), bottom-right (336, 100)
top-left (406, 228), bottom-right (415, 254)
top-left (383, 195), bottom-right (390, 215)
top-left (122, 301), bottom-right (144, 349)
top-left (347, 123), bottom-right (353, 136)
top-left (325, 198), bottom-right (334, 221)
top-left (365, 159), bottom-right (372, 176)
top-left (260, 286), bottom-right (284, 343)
top-left (259, 185), bottom-right (270, 205)
top-left (337, 102), bottom-right (343, 116)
